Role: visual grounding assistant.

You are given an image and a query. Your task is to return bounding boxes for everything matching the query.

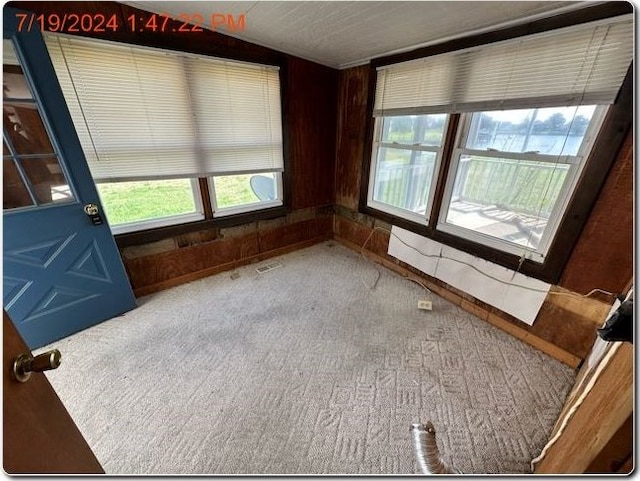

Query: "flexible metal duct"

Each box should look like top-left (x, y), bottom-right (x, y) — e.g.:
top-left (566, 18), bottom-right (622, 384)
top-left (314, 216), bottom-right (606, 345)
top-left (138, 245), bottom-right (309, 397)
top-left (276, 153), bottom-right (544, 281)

top-left (410, 421), bottom-right (459, 474)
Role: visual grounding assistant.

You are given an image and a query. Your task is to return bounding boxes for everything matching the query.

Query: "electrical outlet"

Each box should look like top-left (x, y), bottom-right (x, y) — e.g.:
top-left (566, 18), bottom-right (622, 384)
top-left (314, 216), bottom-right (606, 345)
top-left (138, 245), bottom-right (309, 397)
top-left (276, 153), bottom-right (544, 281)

top-left (418, 300), bottom-right (432, 310)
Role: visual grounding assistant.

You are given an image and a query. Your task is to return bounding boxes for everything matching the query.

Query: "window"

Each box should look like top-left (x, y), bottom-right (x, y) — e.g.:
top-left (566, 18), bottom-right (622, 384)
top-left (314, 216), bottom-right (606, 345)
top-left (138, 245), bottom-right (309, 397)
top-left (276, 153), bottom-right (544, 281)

top-left (440, 105), bottom-right (606, 260)
top-left (210, 172), bottom-right (282, 216)
top-left (95, 179), bottom-right (203, 233)
top-left (366, 14), bottom-right (633, 277)
top-left (3, 40), bottom-right (75, 210)
top-left (44, 34), bottom-right (285, 233)
top-left (368, 114), bottom-right (447, 224)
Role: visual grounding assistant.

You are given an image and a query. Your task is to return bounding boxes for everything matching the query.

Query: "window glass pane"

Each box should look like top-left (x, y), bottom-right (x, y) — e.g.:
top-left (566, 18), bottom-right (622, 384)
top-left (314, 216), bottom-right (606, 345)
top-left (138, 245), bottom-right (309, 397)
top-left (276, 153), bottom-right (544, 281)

top-left (372, 147), bottom-right (437, 216)
top-left (381, 114), bottom-right (447, 146)
top-left (465, 106), bottom-right (597, 156)
top-left (446, 154), bottom-right (570, 249)
top-left (213, 173), bottom-right (278, 210)
top-left (3, 140), bottom-right (10, 156)
top-left (3, 40), bottom-right (32, 100)
top-left (21, 156), bottom-right (75, 205)
top-left (96, 179), bottom-right (197, 225)
top-left (3, 67), bottom-right (33, 100)
top-left (3, 159), bottom-right (34, 209)
top-left (3, 103), bottom-right (56, 155)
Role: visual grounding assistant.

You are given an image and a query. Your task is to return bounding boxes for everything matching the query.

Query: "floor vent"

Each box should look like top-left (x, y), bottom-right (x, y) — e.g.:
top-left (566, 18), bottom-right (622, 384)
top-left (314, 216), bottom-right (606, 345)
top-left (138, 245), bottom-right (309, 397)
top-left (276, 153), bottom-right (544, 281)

top-left (256, 261), bottom-right (283, 274)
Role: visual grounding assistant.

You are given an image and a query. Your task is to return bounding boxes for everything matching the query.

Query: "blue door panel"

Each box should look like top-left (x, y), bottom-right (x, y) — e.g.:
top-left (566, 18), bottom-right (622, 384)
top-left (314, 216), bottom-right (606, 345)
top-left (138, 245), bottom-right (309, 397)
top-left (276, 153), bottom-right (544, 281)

top-left (4, 8), bottom-right (136, 349)
top-left (4, 204), bottom-right (136, 347)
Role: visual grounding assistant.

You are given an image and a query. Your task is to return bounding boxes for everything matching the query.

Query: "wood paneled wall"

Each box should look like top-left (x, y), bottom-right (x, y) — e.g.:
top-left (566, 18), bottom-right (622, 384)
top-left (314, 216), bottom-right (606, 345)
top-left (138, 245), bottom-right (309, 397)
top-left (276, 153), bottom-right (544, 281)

top-left (561, 133), bottom-right (634, 294)
top-left (333, 65), bottom-right (633, 363)
top-left (335, 65), bottom-right (370, 211)
top-left (123, 207), bottom-right (333, 296)
top-left (287, 57), bottom-right (337, 209)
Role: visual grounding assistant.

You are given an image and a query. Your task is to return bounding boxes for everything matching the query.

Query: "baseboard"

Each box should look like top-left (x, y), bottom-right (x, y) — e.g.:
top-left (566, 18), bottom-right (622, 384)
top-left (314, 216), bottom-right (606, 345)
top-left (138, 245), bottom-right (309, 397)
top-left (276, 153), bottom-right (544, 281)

top-left (333, 234), bottom-right (581, 369)
top-left (133, 234), bottom-right (331, 297)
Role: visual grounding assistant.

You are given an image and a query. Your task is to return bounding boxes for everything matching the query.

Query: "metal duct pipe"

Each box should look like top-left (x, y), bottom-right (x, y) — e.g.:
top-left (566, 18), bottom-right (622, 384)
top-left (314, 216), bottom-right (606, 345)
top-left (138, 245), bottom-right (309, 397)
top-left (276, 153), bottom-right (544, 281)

top-left (410, 421), bottom-right (459, 474)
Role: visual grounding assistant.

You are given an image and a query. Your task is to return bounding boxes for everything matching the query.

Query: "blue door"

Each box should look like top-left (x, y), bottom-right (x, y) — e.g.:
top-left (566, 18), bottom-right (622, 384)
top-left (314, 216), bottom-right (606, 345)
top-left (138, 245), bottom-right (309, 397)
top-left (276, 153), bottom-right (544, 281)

top-left (3, 8), bottom-right (136, 349)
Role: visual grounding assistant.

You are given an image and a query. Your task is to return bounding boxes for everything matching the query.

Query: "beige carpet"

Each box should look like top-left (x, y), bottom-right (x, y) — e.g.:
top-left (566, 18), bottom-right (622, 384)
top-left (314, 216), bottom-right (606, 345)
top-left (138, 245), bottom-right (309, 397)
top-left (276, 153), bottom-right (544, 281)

top-left (39, 241), bottom-right (575, 474)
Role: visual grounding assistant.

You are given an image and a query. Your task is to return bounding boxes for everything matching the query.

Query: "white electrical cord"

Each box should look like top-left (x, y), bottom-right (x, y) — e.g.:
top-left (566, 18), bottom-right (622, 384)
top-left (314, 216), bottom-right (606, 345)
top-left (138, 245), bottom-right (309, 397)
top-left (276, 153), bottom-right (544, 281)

top-left (359, 227), bottom-right (431, 298)
top-left (365, 225), bottom-right (616, 300)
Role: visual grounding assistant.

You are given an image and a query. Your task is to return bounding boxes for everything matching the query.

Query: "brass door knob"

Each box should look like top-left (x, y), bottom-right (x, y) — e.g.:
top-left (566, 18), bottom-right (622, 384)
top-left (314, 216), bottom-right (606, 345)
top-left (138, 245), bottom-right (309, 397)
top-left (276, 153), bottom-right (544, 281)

top-left (12, 349), bottom-right (62, 383)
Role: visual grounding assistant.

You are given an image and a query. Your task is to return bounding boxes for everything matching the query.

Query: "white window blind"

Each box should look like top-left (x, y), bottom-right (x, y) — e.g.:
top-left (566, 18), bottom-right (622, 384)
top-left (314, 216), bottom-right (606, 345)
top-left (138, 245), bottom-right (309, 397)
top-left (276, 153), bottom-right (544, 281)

top-left (186, 59), bottom-right (283, 176)
top-left (44, 34), bottom-right (283, 182)
top-left (374, 15), bottom-right (633, 116)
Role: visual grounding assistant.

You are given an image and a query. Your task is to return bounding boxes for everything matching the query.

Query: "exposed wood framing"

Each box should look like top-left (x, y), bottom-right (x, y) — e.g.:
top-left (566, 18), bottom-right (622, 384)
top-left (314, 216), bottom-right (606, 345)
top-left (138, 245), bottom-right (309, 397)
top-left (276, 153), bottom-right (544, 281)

top-left (533, 342), bottom-right (633, 473)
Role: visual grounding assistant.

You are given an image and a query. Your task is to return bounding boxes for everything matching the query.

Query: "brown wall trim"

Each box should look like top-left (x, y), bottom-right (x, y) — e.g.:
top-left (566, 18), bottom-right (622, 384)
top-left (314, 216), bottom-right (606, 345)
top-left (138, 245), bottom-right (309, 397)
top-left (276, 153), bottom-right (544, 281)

top-left (357, 64), bottom-right (378, 212)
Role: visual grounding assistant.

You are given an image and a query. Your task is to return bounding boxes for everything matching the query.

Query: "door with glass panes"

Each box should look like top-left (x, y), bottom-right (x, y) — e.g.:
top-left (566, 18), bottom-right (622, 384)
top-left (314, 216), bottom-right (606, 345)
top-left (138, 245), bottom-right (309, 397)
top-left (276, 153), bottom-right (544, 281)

top-left (3, 8), bottom-right (136, 349)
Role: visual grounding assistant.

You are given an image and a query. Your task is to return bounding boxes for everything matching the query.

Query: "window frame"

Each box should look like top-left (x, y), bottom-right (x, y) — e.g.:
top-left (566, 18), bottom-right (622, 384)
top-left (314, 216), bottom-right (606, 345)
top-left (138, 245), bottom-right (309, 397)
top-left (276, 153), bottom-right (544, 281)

top-left (367, 115), bottom-right (449, 225)
top-left (435, 105), bottom-right (609, 261)
top-left (2, 44), bottom-right (78, 211)
top-left (360, 3), bottom-right (633, 284)
top-left (99, 178), bottom-right (206, 235)
top-left (209, 171), bottom-right (284, 218)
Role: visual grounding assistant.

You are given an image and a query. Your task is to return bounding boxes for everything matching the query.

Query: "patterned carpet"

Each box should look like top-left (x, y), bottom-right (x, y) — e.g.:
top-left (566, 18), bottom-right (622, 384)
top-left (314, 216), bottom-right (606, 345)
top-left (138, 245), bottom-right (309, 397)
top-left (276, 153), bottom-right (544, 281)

top-left (39, 241), bottom-right (575, 474)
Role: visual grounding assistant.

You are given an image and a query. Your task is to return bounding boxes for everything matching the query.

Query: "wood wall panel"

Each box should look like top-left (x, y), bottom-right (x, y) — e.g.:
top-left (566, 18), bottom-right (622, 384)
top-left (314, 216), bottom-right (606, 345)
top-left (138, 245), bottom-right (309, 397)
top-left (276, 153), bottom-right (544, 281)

top-left (287, 57), bottom-right (338, 210)
top-left (124, 213), bottom-right (332, 294)
top-left (527, 289), bottom-right (612, 359)
top-left (560, 132), bottom-right (633, 295)
top-left (585, 414), bottom-right (633, 473)
top-left (335, 66), bottom-right (370, 211)
top-left (258, 217), bottom-right (332, 252)
top-left (334, 214), bottom-right (389, 257)
top-left (124, 232), bottom-right (259, 289)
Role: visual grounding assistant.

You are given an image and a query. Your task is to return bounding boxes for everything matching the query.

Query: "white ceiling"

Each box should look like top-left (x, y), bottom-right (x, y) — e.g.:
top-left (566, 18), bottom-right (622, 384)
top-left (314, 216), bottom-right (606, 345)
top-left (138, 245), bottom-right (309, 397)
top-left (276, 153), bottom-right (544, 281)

top-left (126, 1), bottom-right (590, 69)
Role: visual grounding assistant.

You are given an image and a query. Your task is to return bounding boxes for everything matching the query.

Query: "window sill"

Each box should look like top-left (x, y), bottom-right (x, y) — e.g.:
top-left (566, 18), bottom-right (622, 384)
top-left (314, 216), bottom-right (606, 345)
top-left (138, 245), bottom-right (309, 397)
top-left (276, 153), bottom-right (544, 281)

top-left (114, 204), bottom-right (288, 249)
top-left (436, 221), bottom-right (546, 263)
top-left (366, 200), bottom-right (428, 226)
top-left (213, 200), bottom-right (283, 218)
top-left (109, 213), bottom-right (206, 235)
